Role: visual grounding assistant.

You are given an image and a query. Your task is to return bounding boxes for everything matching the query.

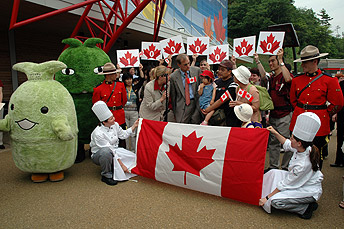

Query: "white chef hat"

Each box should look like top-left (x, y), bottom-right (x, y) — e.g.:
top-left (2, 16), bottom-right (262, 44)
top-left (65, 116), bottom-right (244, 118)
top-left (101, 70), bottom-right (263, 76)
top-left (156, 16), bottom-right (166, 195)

top-left (292, 112), bottom-right (321, 142)
top-left (92, 101), bottom-right (112, 122)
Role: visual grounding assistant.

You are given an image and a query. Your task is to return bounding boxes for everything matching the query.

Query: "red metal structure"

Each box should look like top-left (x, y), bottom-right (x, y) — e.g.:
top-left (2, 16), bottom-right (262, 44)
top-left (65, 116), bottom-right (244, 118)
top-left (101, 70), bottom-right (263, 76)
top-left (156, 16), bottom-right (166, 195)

top-left (9, 0), bottom-right (166, 53)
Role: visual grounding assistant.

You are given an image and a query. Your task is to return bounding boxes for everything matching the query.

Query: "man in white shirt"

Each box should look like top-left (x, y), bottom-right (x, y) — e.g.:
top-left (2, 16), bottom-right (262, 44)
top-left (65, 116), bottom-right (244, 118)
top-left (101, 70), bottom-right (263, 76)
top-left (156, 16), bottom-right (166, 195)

top-left (90, 101), bottom-right (138, 185)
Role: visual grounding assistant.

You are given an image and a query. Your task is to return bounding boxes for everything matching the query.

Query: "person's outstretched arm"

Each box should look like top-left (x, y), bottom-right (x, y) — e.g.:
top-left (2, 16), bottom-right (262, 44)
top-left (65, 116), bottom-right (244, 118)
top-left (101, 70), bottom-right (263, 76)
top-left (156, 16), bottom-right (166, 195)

top-left (267, 126), bottom-right (286, 145)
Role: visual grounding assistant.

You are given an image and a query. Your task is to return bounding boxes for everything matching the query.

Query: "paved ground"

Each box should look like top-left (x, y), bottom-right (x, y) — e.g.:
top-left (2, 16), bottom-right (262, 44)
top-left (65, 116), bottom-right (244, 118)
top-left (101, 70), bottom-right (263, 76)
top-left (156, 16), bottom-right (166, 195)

top-left (0, 131), bottom-right (343, 228)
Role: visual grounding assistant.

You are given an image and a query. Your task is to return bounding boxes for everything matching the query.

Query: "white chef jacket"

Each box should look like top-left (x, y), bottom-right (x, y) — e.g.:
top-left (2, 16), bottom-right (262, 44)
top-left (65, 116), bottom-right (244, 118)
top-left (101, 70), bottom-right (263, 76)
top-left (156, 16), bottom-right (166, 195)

top-left (90, 122), bottom-right (133, 156)
top-left (261, 139), bottom-right (323, 213)
top-left (90, 122), bottom-right (137, 181)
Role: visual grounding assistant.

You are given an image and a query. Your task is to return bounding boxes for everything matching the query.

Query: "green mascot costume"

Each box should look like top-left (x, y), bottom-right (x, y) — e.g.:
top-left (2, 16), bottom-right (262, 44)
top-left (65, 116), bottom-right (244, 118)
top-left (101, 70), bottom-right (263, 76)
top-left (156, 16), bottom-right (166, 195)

top-left (55, 38), bottom-right (111, 162)
top-left (0, 60), bottom-right (78, 182)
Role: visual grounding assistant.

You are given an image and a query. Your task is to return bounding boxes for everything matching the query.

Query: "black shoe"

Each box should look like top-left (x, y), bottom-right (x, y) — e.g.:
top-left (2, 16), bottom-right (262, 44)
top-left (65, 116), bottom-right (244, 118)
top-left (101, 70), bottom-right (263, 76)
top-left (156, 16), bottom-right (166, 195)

top-left (101, 176), bottom-right (118, 186)
top-left (0, 145), bottom-right (5, 149)
top-left (299, 202), bottom-right (318, 219)
top-left (330, 163), bottom-right (344, 167)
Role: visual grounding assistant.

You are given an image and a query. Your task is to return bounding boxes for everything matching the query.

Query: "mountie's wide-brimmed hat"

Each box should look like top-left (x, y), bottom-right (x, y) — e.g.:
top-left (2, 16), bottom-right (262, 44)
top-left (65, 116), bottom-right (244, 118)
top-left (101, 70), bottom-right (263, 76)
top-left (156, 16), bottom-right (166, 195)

top-left (98, 62), bottom-right (121, 75)
top-left (292, 112), bottom-right (321, 142)
top-left (232, 65), bottom-right (251, 85)
top-left (92, 101), bottom-right (113, 122)
top-left (294, 45), bottom-right (328, 63)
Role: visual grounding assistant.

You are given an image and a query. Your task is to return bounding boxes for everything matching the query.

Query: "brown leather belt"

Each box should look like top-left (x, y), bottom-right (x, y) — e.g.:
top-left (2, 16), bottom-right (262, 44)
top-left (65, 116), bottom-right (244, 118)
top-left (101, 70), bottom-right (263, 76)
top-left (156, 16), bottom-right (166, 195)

top-left (108, 105), bottom-right (123, 110)
top-left (296, 102), bottom-right (327, 110)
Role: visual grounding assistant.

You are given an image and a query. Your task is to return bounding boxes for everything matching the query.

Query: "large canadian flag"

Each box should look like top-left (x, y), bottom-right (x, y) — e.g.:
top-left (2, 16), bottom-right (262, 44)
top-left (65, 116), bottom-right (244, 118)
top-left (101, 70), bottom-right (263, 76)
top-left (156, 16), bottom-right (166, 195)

top-left (132, 119), bottom-right (269, 205)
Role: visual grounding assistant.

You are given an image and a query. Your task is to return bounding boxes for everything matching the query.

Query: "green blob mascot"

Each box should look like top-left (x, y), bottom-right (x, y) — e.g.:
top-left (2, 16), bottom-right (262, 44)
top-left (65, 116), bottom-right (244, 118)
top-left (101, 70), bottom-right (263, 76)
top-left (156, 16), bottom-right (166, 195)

top-left (55, 38), bottom-right (111, 162)
top-left (0, 61), bottom-right (78, 182)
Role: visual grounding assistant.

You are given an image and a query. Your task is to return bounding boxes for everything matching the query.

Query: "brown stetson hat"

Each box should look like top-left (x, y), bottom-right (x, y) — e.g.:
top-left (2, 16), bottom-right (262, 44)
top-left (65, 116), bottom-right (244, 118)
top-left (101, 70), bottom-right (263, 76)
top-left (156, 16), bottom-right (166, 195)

top-left (98, 62), bottom-right (121, 75)
top-left (294, 45), bottom-right (328, 63)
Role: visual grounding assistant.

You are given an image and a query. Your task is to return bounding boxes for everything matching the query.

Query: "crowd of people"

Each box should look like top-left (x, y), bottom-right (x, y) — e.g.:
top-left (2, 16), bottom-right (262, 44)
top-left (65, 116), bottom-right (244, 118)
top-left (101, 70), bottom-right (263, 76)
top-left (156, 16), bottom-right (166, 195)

top-left (1, 44), bottom-right (344, 219)
top-left (89, 44), bottom-right (344, 218)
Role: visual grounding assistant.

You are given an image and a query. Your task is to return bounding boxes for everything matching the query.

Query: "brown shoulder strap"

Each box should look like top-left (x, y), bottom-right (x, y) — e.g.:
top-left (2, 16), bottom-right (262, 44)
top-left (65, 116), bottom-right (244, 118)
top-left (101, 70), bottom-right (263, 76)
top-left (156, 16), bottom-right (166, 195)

top-left (296, 74), bottom-right (323, 99)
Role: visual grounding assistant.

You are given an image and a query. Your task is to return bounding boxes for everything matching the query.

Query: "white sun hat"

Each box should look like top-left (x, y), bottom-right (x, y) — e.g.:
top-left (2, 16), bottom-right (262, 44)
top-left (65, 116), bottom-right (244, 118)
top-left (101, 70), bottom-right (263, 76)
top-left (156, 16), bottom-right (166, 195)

top-left (92, 101), bottom-right (112, 122)
top-left (232, 65), bottom-right (251, 84)
top-left (234, 103), bottom-right (253, 122)
top-left (292, 112), bottom-right (321, 142)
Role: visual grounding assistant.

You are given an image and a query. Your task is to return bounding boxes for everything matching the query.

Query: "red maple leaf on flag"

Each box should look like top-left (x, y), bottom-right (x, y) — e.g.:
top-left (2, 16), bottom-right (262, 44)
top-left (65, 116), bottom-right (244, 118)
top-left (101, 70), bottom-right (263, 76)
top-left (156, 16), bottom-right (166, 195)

top-left (189, 38), bottom-right (207, 54)
top-left (119, 51), bottom-right (138, 66)
top-left (214, 10), bottom-right (225, 44)
top-left (209, 47), bottom-right (227, 63)
top-left (166, 131), bottom-right (215, 185)
top-left (143, 44), bottom-right (161, 59)
top-left (235, 39), bottom-right (253, 56)
top-left (259, 33), bottom-right (281, 53)
top-left (163, 39), bottom-right (182, 55)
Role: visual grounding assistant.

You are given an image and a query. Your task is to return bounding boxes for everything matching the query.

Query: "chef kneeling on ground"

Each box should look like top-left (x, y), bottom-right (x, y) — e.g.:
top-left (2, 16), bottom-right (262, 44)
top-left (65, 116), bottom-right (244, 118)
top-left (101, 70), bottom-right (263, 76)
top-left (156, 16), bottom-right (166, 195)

top-left (90, 101), bottom-right (138, 186)
top-left (260, 112), bottom-right (323, 220)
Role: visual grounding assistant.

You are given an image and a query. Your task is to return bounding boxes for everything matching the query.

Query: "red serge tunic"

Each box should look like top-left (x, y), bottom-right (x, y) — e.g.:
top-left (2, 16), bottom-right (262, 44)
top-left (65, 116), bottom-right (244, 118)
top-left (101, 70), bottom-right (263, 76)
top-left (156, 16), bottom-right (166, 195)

top-left (93, 81), bottom-right (127, 125)
top-left (289, 69), bottom-right (344, 136)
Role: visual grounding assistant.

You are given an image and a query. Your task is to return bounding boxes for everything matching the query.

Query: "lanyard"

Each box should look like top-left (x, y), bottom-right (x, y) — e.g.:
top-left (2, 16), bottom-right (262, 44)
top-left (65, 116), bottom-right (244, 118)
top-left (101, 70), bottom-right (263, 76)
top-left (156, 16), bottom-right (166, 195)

top-left (126, 86), bottom-right (132, 100)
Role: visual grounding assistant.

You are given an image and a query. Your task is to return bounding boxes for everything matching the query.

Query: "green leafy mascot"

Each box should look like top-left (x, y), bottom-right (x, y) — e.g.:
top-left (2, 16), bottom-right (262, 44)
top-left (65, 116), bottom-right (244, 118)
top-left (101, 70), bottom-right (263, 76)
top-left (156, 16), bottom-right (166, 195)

top-left (0, 61), bottom-right (78, 182)
top-left (55, 38), bottom-right (110, 162)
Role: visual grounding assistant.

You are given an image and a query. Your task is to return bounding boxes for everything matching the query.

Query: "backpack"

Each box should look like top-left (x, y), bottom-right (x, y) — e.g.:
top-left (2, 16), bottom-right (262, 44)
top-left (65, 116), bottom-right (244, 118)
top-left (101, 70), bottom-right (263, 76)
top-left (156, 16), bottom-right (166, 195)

top-left (246, 84), bottom-right (274, 111)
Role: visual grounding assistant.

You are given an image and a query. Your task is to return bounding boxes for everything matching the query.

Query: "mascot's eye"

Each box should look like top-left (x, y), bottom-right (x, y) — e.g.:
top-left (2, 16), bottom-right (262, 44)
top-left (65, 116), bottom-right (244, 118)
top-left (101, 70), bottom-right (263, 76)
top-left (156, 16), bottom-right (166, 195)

top-left (40, 106), bottom-right (49, 114)
top-left (11, 104), bottom-right (14, 110)
top-left (94, 66), bottom-right (103, 74)
top-left (61, 68), bottom-right (75, 75)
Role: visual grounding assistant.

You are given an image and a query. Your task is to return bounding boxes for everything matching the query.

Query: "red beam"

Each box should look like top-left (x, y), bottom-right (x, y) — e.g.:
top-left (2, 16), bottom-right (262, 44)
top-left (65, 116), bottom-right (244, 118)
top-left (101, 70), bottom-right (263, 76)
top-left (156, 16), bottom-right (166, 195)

top-left (9, 0), bottom-right (20, 29)
top-left (153, 0), bottom-right (166, 41)
top-left (85, 17), bottom-right (111, 38)
top-left (66, 4), bottom-right (94, 50)
top-left (102, 0), bottom-right (124, 22)
top-left (9, 0), bottom-right (100, 30)
top-left (104, 0), bottom-right (152, 52)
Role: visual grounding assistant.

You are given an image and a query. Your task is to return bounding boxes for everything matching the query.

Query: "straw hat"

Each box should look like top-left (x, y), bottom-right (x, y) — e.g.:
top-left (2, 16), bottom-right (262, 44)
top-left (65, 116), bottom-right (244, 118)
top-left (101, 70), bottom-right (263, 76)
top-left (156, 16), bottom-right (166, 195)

top-left (92, 101), bottom-right (113, 122)
top-left (294, 45), bottom-right (328, 63)
top-left (292, 112), bottom-right (321, 142)
top-left (232, 65), bottom-right (251, 84)
top-left (98, 62), bottom-right (121, 75)
top-left (234, 103), bottom-right (253, 122)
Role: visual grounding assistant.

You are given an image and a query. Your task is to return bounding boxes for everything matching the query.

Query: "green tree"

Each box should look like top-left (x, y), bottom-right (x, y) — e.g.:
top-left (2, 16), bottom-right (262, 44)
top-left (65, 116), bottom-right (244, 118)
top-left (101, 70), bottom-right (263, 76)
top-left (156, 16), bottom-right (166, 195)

top-left (227, 1), bottom-right (343, 59)
top-left (317, 8), bottom-right (333, 26)
top-left (228, 0), bottom-right (295, 39)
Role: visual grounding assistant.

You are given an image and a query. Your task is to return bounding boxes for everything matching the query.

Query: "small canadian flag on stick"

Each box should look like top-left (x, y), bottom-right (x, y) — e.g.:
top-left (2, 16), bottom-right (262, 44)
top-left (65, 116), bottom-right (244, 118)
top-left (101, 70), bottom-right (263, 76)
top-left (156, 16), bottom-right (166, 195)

top-left (220, 90), bottom-right (233, 102)
top-left (245, 93), bottom-right (254, 102)
top-left (186, 77), bottom-right (197, 84)
top-left (238, 89), bottom-right (253, 102)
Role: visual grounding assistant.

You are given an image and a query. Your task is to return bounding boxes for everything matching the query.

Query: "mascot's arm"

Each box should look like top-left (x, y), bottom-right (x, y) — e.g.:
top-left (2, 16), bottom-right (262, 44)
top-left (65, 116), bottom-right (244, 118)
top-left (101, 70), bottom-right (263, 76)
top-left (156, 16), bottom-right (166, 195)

top-left (51, 116), bottom-right (74, 141)
top-left (0, 115), bottom-right (11, 132)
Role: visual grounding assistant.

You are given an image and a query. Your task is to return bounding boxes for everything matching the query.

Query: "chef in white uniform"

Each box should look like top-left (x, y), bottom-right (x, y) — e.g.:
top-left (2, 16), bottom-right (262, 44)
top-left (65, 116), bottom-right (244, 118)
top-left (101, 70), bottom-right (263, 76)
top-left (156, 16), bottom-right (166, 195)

top-left (260, 112), bottom-right (323, 219)
top-left (90, 101), bottom-right (138, 185)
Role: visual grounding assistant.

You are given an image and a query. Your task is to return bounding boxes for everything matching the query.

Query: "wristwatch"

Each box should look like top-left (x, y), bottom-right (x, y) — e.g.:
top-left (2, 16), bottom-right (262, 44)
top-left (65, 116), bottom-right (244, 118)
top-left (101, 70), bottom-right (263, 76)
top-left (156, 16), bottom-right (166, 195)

top-left (280, 62), bottom-right (285, 66)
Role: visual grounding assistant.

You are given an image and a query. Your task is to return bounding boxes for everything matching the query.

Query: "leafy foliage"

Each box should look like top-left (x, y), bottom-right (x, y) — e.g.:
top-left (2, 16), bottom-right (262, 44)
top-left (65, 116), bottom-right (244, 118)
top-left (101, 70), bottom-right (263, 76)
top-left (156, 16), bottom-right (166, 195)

top-left (228, 0), bottom-right (344, 59)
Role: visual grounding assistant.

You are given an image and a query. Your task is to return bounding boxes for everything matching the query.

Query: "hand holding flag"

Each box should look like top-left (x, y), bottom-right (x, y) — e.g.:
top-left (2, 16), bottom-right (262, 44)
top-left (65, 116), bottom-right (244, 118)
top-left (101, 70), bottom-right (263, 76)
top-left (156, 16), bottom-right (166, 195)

top-left (220, 90), bottom-right (233, 102)
top-left (238, 88), bottom-right (253, 102)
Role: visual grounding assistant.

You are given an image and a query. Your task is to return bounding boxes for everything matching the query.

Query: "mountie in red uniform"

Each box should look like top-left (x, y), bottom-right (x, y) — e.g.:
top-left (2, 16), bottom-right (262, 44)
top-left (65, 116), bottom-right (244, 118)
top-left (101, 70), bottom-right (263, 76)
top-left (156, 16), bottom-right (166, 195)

top-left (92, 80), bottom-right (127, 125)
top-left (289, 69), bottom-right (344, 136)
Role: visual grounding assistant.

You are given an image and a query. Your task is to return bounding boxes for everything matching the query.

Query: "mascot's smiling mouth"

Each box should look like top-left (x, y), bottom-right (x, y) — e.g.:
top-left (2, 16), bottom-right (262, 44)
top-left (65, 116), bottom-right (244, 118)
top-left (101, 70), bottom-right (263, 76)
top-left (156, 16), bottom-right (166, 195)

top-left (15, 118), bottom-right (39, 130)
